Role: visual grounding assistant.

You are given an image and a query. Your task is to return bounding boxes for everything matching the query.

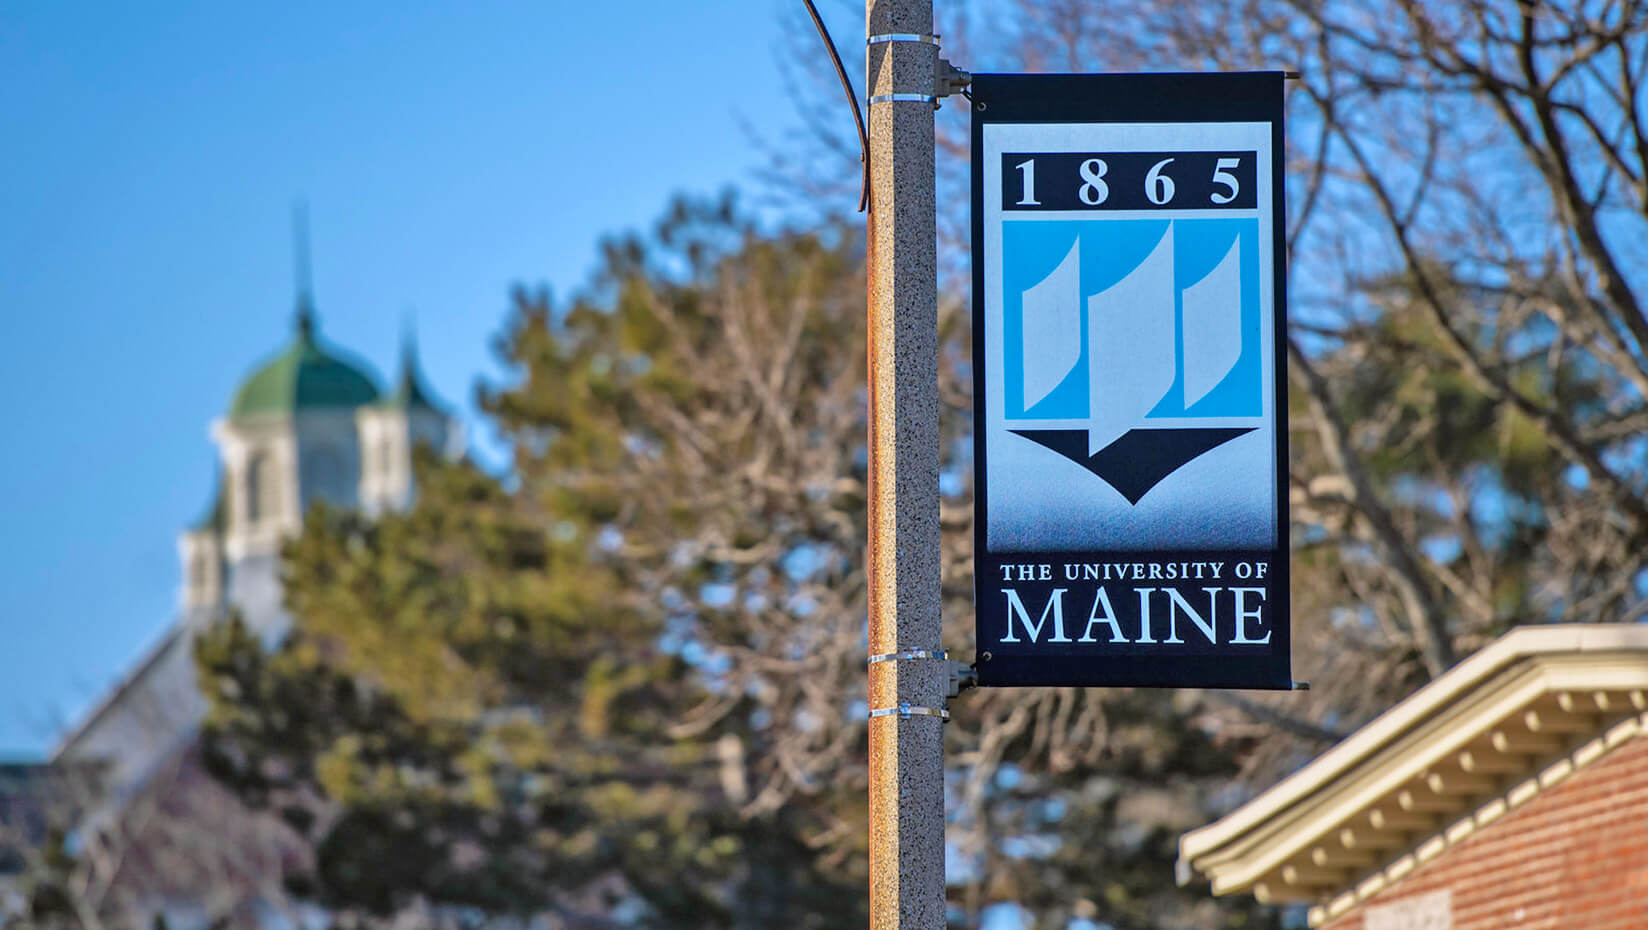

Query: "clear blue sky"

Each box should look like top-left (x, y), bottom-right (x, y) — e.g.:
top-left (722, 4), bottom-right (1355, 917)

top-left (0, 0), bottom-right (856, 755)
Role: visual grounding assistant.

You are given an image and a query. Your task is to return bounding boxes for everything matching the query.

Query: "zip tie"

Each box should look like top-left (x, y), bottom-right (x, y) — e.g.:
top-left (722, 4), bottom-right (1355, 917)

top-left (867, 33), bottom-right (940, 46)
top-left (868, 703), bottom-right (950, 721)
top-left (868, 648), bottom-right (948, 665)
top-left (869, 93), bottom-right (938, 105)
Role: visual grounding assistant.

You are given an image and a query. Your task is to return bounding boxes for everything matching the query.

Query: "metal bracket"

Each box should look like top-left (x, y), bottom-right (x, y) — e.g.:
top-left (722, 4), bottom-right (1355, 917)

top-left (935, 58), bottom-right (971, 102)
top-left (947, 660), bottom-right (978, 699)
top-left (868, 703), bottom-right (950, 722)
top-left (868, 648), bottom-right (947, 665)
top-left (865, 33), bottom-right (940, 110)
top-left (863, 33), bottom-right (969, 111)
top-left (867, 32), bottom-right (940, 46)
top-left (865, 653), bottom-right (971, 718)
top-left (869, 93), bottom-right (938, 105)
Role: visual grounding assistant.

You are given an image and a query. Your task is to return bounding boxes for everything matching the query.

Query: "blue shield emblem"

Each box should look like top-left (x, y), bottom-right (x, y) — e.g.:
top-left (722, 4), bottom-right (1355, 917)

top-left (1002, 218), bottom-right (1263, 503)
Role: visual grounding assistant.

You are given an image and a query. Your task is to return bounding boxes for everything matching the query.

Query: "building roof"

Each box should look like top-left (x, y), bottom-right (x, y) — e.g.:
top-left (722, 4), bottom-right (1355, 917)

top-left (228, 305), bottom-right (381, 419)
top-left (1179, 623), bottom-right (1648, 925)
top-left (379, 329), bottom-right (443, 413)
top-left (51, 623), bottom-right (192, 766)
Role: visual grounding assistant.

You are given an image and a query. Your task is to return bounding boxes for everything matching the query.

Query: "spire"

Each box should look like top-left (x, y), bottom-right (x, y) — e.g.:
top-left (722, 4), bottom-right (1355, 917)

top-left (293, 199), bottom-right (316, 340)
top-left (391, 313), bottom-right (441, 411)
top-left (400, 313), bottom-right (418, 371)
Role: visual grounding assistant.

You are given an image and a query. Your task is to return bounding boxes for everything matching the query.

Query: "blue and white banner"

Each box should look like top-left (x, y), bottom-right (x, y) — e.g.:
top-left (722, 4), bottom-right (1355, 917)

top-left (970, 73), bottom-right (1292, 689)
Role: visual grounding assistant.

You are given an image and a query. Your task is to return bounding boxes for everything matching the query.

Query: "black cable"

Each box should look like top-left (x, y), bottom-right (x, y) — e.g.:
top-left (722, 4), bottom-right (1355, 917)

top-left (801, 0), bottom-right (871, 213)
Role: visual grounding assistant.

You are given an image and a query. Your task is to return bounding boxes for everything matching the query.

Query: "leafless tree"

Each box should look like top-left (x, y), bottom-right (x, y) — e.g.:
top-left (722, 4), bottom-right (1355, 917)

top-left (3, 678), bottom-right (308, 930)
top-left (756, 0), bottom-right (1648, 924)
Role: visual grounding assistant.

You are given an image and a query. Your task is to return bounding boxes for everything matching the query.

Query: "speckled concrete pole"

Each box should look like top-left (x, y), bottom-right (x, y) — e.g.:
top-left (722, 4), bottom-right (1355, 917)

top-left (865, 1), bottom-right (944, 929)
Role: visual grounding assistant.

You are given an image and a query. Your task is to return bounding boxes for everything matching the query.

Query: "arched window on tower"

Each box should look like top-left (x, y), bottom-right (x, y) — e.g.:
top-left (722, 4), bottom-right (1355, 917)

top-left (303, 445), bottom-right (349, 510)
top-left (245, 452), bottom-right (277, 525)
top-left (380, 437), bottom-right (394, 478)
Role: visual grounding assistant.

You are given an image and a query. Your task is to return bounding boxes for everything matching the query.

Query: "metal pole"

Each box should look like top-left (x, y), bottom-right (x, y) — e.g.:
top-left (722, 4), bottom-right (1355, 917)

top-left (865, 1), bottom-right (943, 929)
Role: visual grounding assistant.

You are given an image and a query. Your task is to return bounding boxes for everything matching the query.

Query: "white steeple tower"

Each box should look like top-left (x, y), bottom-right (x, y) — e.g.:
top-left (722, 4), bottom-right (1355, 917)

top-left (357, 323), bottom-right (463, 516)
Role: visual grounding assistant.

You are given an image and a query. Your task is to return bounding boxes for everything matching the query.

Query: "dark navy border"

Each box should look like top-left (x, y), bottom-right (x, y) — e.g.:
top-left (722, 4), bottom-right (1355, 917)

top-left (969, 72), bottom-right (1293, 690)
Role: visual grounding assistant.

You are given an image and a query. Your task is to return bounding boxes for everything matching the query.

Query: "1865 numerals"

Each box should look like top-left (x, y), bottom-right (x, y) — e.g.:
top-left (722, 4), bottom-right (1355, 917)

top-left (1002, 151), bottom-right (1257, 211)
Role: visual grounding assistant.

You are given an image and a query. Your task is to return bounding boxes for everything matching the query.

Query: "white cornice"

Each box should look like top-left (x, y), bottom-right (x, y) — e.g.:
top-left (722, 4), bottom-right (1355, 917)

top-left (1179, 624), bottom-right (1648, 923)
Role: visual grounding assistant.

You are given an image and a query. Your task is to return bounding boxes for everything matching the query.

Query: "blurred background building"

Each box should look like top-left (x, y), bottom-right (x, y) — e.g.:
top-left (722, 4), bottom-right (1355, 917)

top-left (21, 261), bottom-right (463, 925)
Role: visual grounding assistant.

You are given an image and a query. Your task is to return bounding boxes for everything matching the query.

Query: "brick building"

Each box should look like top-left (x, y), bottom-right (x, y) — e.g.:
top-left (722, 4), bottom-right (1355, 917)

top-left (1179, 624), bottom-right (1648, 929)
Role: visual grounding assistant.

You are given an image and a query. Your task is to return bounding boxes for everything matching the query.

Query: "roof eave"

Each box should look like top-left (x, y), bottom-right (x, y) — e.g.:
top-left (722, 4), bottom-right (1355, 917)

top-left (1180, 624), bottom-right (1648, 911)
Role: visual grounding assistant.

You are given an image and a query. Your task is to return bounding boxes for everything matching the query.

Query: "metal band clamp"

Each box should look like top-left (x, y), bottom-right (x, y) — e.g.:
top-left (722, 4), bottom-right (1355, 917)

top-left (866, 33), bottom-right (940, 46)
top-left (868, 648), bottom-right (948, 665)
top-left (868, 703), bottom-right (950, 722)
top-left (868, 93), bottom-right (939, 105)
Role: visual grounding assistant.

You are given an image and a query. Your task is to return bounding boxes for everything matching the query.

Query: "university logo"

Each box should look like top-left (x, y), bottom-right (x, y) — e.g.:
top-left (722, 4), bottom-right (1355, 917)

top-left (1002, 218), bottom-right (1263, 504)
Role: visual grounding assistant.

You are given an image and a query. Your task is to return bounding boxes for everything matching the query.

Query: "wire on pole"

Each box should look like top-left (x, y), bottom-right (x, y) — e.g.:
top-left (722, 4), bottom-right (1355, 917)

top-left (800, 0), bottom-right (871, 212)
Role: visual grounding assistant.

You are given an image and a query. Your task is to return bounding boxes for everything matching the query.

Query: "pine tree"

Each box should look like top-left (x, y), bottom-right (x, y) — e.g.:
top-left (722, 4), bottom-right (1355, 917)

top-left (196, 199), bottom-right (878, 929)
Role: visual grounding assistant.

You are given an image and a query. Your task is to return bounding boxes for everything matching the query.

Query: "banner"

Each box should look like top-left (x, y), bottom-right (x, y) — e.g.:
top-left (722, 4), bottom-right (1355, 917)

top-left (970, 73), bottom-right (1292, 689)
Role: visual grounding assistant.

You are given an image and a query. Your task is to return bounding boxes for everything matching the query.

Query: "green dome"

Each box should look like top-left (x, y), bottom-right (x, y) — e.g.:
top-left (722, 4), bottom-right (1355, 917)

top-left (229, 308), bottom-right (382, 419)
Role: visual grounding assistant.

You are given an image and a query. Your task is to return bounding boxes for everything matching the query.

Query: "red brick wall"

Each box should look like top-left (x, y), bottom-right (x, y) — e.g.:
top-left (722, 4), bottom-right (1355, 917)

top-left (1321, 729), bottom-right (1648, 930)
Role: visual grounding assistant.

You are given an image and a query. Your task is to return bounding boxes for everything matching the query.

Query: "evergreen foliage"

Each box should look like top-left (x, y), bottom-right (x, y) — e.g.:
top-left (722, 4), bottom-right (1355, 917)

top-left (195, 200), bottom-right (879, 929)
top-left (79, 2), bottom-right (1648, 928)
top-left (189, 190), bottom-right (1269, 928)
